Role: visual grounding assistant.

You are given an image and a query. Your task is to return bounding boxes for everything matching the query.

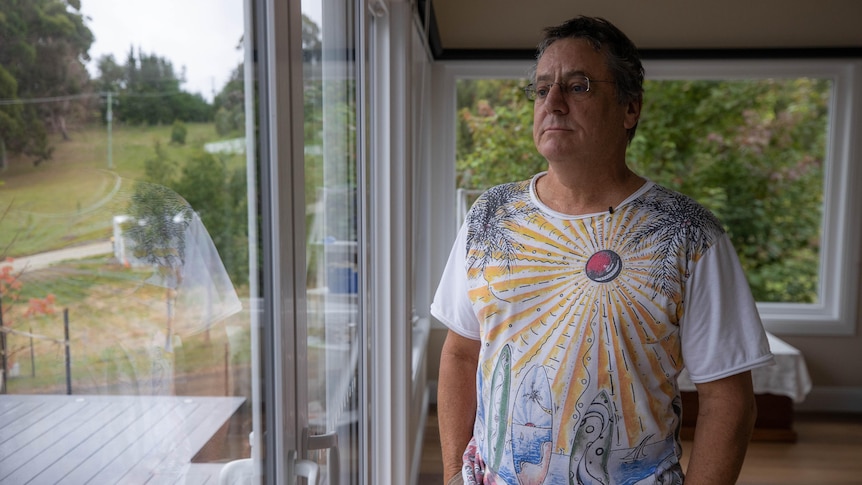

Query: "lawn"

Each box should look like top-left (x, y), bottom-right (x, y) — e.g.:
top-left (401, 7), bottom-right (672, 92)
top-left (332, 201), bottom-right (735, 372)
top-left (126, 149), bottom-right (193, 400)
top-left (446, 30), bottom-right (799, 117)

top-left (0, 122), bottom-right (233, 257)
top-left (0, 121), bottom-right (252, 399)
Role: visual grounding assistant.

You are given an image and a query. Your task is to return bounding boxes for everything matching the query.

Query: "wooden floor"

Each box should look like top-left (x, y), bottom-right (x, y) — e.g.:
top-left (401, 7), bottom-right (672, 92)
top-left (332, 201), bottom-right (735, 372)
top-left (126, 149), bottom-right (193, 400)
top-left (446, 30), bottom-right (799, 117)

top-left (417, 406), bottom-right (862, 485)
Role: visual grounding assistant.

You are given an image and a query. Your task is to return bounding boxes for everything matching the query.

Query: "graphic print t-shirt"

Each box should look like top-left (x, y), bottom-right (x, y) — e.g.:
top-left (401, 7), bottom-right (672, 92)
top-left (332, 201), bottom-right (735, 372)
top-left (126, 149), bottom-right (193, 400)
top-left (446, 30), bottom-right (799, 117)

top-left (431, 174), bottom-right (773, 484)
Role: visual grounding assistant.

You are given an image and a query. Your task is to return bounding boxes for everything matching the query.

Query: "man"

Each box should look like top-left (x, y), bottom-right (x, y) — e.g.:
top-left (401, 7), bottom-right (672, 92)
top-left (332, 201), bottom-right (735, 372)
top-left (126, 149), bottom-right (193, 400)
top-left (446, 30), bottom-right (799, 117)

top-left (432, 16), bottom-right (774, 485)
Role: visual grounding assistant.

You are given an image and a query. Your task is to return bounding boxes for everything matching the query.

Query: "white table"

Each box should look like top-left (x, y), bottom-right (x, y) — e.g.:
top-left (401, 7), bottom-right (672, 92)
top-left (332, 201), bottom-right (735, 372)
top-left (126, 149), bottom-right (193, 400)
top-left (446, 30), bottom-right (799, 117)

top-left (678, 332), bottom-right (812, 403)
top-left (677, 333), bottom-right (812, 441)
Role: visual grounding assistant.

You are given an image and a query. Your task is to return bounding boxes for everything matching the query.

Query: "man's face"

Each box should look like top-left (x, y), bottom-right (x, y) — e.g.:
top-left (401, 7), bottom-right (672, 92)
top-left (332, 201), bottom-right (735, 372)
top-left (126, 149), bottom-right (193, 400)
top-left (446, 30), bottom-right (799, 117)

top-left (531, 37), bottom-right (640, 164)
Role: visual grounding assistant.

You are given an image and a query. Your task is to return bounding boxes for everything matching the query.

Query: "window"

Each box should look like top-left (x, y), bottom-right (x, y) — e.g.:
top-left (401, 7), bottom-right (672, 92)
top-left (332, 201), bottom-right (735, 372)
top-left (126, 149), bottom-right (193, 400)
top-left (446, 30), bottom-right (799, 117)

top-left (0, 0), bottom-right (260, 482)
top-left (300, 0), bottom-right (363, 482)
top-left (442, 59), bottom-right (862, 335)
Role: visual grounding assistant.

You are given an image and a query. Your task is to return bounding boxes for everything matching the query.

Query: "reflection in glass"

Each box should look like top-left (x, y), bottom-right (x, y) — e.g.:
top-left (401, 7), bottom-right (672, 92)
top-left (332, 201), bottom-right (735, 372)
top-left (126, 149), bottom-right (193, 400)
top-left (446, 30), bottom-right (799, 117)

top-left (0, 1), bottom-right (256, 482)
top-left (302, 1), bottom-right (361, 483)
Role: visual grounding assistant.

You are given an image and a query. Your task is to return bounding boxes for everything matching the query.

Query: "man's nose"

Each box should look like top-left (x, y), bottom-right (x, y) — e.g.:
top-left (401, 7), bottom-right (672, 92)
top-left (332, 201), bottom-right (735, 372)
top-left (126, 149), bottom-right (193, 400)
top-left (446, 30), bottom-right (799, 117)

top-left (544, 83), bottom-right (569, 113)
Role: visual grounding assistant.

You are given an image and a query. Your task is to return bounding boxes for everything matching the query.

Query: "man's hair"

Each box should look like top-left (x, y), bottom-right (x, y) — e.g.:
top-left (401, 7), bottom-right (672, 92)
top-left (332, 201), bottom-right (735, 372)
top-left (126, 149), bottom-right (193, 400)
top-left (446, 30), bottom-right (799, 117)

top-left (532, 16), bottom-right (644, 142)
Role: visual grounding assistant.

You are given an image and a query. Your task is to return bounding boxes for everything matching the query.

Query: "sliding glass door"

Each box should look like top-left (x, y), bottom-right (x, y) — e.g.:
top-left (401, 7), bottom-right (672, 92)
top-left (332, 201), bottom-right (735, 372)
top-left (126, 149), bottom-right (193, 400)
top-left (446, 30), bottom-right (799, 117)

top-left (0, 1), bottom-right (260, 483)
top-left (301, 0), bottom-right (362, 483)
top-left (0, 0), bottom-right (363, 483)
top-left (255, 0), bottom-right (364, 483)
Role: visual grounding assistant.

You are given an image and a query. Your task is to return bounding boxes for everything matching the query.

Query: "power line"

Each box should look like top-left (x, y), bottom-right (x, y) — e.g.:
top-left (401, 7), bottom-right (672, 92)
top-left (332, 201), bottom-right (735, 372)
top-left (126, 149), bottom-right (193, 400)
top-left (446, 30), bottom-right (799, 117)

top-left (113, 91), bottom-right (187, 99)
top-left (0, 90), bottom-right (191, 106)
top-left (0, 93), bottom-right (95, 106)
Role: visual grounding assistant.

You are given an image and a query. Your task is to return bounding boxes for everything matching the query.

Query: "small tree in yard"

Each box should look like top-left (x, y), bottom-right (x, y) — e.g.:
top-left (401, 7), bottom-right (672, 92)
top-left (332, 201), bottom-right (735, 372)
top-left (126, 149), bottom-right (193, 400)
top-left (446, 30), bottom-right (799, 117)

top-left (170, 120), bottom-right (188, 145)
top-left (0, 256), bottom-right (56, 393)
top-left (124, 183), bottom-right (192, 351)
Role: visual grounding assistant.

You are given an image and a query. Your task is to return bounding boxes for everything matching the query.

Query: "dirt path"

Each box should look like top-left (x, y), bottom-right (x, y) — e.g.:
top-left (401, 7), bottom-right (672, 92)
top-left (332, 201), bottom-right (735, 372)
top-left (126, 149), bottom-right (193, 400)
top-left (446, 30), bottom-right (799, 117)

top-left (7, 240), bottom-right (113, 272)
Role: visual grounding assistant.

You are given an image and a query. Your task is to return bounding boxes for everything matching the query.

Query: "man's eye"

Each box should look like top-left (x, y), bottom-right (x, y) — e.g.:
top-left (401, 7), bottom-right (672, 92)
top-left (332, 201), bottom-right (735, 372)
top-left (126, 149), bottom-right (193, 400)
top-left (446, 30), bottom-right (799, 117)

top-left (569, 82), bottom-right (588, 93)
top-left (536, 86), bottom-right (551, 97)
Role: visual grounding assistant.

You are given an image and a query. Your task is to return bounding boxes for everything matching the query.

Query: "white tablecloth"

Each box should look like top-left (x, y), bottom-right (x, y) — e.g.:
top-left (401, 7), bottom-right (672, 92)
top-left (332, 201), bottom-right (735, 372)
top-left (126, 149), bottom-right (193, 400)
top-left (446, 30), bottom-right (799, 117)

top-left (678, 333), bottom-right (812, 403)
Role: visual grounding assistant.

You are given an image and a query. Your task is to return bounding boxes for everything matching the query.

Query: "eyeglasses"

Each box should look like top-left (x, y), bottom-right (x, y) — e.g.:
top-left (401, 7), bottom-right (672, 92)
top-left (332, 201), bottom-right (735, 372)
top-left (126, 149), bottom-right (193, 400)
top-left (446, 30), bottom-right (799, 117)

top-left (523, 75), bottom-right (614, 101)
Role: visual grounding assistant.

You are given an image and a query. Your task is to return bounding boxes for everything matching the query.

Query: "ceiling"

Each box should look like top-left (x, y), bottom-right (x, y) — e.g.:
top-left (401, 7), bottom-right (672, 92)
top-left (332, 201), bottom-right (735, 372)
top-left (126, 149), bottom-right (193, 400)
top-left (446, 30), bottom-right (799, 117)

top-left (427, 0), bottom-right (862, 59)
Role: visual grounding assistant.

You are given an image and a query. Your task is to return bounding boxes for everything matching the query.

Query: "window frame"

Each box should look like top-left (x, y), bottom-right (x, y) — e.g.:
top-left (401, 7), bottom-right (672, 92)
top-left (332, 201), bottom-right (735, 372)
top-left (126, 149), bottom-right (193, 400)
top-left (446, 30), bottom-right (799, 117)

top-left (432, 58), bottom-right (862, 336)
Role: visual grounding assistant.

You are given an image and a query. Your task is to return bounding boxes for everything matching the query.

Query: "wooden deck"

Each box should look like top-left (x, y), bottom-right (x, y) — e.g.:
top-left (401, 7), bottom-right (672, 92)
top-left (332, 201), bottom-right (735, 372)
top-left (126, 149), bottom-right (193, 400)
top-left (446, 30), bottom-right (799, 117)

top-left (0, 394), bottom-right (245, 484)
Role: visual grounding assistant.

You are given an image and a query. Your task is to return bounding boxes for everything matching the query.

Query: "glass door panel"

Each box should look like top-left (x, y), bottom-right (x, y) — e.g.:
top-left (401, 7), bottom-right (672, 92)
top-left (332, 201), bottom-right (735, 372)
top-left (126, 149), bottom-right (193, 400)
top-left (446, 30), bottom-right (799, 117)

top-left (302, 0), bottom-right (360, 483)
top-left (0, 1), bottom-right (260, 483)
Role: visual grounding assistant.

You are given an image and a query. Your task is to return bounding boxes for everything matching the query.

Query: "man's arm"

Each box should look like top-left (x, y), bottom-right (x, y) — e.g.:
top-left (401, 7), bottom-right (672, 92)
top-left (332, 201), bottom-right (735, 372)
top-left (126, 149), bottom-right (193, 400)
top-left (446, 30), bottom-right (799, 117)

top-left (438, 329), bottom-right (481, 481)
top-left (685, 371), bottom-right (757, 484)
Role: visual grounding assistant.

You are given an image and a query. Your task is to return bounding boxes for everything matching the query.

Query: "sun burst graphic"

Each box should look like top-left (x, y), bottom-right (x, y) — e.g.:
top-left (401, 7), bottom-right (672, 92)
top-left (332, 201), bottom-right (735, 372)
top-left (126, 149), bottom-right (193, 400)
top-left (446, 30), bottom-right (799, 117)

top-left (465, 182), bottom-right (723, 455)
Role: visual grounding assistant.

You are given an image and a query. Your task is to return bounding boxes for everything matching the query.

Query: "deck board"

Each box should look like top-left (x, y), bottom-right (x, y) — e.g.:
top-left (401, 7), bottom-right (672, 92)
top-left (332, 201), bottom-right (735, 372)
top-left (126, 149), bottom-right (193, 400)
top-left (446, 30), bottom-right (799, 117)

top-left (0, 397), bottom-right (117, 484)
top-left (0, 395), bottom-right (244, 485)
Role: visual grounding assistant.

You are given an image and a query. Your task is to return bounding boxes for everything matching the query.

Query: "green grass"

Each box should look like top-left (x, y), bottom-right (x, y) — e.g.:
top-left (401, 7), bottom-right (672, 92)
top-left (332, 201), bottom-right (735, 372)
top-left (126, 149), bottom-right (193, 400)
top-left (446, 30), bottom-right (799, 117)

top-left (3, 255), bottom-right (252, 394)
top-left (1, 122), bottom-right (251, 395)
top-left (0, 122), bottom-right (232, 257)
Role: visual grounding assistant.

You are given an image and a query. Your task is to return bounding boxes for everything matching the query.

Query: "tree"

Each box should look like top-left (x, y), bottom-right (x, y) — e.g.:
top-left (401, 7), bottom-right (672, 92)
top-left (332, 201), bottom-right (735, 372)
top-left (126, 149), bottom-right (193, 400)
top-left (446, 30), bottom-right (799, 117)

top-left (628, 78), bottom-right (827, 302)
top-left (213, 14), bottom-right (322, 137)
top-left (0, 66), bottom-right (22, 169)
top-left (302, 13), bottom-right (322, 62)
top-left (143, 141), bottom-right (175, 186)
top-left (0, 261), bottom-right (57, 393)
top-left (0, 0), bottom-right (94, 164)
top-left (138, 142), bottom-right (249, 287)
top-left (213, 64), bottom-right (244, 137)
top-left (0, 203), bottom-right (56, 393)
top-left (95, 48), bottom-right (213, 126)
top-left (171, 152), bottom-right (249, 286)
top-left (95, 54), bottom-right (125, 92)
top-left (124, 182), bottom-right (192, 351)
top-left (170, 120), bottom-right (187, 145)
top-left (455, 78), bottom-right (542, 189)
top-left (455, 77), bottom-right (829, 303)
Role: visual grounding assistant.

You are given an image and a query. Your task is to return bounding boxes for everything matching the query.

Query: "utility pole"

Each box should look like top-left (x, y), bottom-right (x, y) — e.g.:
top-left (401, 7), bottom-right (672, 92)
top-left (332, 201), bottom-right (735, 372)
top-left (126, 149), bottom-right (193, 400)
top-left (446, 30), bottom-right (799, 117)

top-left (106, 91), bottom-right (113, 169)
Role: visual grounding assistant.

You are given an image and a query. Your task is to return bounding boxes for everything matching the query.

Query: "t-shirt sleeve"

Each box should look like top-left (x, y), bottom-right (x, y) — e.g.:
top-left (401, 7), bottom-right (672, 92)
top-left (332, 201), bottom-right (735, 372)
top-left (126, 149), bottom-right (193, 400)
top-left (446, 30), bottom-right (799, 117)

top-left (680, 234), bottom-right (774, 383)
top-left (430, 222), bottom-right (481, 340)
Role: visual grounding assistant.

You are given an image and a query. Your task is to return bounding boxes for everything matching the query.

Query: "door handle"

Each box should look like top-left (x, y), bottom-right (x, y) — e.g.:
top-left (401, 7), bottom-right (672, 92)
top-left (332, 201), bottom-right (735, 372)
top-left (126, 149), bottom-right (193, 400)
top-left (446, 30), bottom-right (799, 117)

top-left (307, 431), bottom-right (339, 485)
top-left (296, 458), bottom-right (320, 484)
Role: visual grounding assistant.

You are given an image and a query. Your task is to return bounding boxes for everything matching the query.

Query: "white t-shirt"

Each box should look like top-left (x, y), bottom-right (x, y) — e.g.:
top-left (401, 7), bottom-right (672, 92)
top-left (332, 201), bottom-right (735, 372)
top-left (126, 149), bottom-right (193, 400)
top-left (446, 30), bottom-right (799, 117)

top-left (431, 173), bottom-right (773, 484)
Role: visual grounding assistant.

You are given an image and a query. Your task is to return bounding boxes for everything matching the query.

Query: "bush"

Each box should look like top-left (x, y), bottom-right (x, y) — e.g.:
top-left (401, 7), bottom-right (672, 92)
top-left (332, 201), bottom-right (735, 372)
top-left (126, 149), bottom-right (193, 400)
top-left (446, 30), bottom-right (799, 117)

top-left (170, 120), bottom-right (188, 145)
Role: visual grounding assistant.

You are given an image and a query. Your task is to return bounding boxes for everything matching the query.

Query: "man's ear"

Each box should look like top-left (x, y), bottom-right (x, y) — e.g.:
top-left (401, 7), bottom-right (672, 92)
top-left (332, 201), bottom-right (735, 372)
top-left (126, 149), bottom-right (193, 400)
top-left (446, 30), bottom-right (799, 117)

top-left (624, 97), bottom-right (642, 130)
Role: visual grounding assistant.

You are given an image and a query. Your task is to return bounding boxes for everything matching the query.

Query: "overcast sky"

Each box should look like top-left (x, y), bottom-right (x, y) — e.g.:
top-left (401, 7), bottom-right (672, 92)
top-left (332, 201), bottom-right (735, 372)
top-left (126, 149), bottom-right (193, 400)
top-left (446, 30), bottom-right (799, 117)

top-left (80, 0), bottom-right (323, 102)
top-left (80, 0), bottom-right (246, 101)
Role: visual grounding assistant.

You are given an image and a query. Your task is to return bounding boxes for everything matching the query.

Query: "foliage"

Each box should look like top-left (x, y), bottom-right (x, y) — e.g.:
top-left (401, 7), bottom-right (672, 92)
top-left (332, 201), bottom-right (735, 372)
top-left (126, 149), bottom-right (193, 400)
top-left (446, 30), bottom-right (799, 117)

top-left (0, 201), bottom-right (57, 392)
top-left (125, 182), bottom-right (192, 274)
top-left (0, 1), bottom-right (216, 165)
top-left (0, 0), bottom-right (93, 164)
top-left (135, 139), bottom-right (249, 287)
top-left (213, 64), bottom-right (244, 137)
top-left (0, 261), bottom-right (57, 326)
top-left (455, 79), bottom-right (542, 189)
top-left (302, 13), bottom-right (322, 62)
top-left (170, 151), bottom-right (249, 286)
top-left (170, 120), bottom-right (188, 145)
top-left (95, 49), bottom-right (213, 126)
top-left (0, 67), bottom-right (22, 168)
top-left (143, 140), bottom-right (175, 186)
top-left (629, 78), bottom-right (827, 303)
top-left (1, 258), bottom-right (57, 392)
top-left (455, 77), bottom-right (830, 303)
top-left (304, 73), bottom-right (324, 207)
top-left (123, 181), bottom-right (192, 350)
